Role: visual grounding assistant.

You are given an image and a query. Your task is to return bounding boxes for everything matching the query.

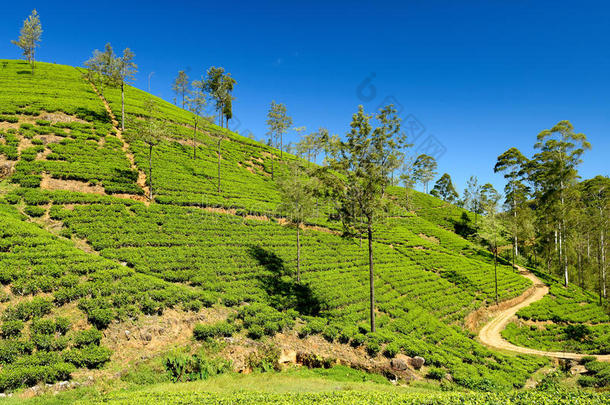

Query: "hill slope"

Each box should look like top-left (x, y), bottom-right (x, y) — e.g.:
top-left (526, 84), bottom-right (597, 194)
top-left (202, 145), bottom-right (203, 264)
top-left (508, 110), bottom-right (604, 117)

top-left (0, 59), bottom-right (606, 396)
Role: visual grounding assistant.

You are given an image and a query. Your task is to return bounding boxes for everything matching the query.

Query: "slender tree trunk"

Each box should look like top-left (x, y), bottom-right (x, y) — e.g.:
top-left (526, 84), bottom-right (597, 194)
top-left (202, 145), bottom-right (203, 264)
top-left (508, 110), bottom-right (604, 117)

top-left (296, 225), bottom-right (301, 283)
top-left (217, 138), bottom-right (221, 193)
top-left (121, 81), bottom-right (125, 131)
top-left (367, 220), bottom-right (376, 333)
top-left (193, 120), bottom-right (197, 159)
top-left (600, 229), bottom-right (607, 298)
top-left (148, 144), bottom-right (153, 201)
top-left (494, 233), bottom-right (499, 305)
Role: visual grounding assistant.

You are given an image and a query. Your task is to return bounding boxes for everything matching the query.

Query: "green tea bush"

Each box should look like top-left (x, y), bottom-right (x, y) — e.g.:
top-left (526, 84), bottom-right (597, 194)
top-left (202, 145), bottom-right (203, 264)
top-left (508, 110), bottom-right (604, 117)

top-left (63, 344), bottom-right (111, 369)
top-left (193, 322), bottom-right (234, 341)
top-left (24, 205), bottom-right (45, 217)
top-left (1, 321), bottom-right (24, 339)
top-left (73, 328), bottom-right (103, 348)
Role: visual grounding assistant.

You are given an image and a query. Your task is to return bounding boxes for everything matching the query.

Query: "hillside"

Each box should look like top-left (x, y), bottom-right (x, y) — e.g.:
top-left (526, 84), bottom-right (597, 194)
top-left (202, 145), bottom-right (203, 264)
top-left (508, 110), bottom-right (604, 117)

top-left (0, 59), bottom-right (608, 401)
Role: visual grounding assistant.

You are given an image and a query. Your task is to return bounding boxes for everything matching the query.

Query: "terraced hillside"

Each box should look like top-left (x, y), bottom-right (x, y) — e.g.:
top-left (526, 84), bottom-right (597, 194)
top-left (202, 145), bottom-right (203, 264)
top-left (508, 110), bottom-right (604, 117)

top-left (2, 59), bottom-right (606, 397)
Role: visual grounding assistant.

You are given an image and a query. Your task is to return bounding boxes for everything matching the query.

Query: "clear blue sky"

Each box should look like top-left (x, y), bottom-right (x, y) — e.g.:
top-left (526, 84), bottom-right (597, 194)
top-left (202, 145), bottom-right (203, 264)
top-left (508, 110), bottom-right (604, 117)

top-left (2, 1), bottom-right (609, 194)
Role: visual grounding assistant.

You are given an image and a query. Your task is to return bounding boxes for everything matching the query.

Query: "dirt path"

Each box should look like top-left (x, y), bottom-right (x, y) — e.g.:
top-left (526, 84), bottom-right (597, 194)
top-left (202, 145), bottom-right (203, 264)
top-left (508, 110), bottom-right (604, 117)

top-left (478, 266), bottom-right (610, 362)
top-left (86, 80), bottom-right (150, 200)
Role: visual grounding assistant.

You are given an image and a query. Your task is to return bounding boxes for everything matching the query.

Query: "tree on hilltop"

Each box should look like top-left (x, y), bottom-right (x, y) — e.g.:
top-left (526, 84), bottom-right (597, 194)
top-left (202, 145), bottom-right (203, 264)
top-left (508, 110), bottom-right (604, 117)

top-left (12, 10), bottom-right (42, 74)
top-left (267, 101), bottom-right (293, 162)
top-left (172, 71), bottom-right (190, 109)
top-left (113, 48), bottom-right (137, 131)
top-left (278, 161), bottom-right (316, 282)
top-left (266, 101), bottom-right (293, 179)
top-left (129, 99), bottom-right (167, 201)
top-left (186, 80), bottom-right (207, 159)
top-left (330, 104), bottom-right (408, 332)
top-left (413, 154), bottom-right (437, 194)
top-left (477, 183), bottom-right (505, 305)
top-left (431, 173), bottom-right (459, 203)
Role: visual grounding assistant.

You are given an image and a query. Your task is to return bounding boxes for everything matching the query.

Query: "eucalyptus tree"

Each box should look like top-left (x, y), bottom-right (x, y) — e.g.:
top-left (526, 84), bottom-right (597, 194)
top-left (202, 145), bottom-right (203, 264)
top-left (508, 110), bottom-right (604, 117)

top-left (495, 147), bottom-right (530, 267)
top-left (399, 155), bottom-right (417, 210)
top-left (266, 101), bottom-right (292, 161)
top-left (84, 43), bottom-right (116, 97)
top-left (462, 176), bottom-right (482, 225)
top-left (220, 74), bottom-right (236, 128)
top-left (172, 71), bottom-right (190, 108)
top-left (185, 85), bottom-right (206, 159)
top-left (531, 120), bottom-right (591, 287)
top-left (278, 161), bottom-right (316, 282)
top-left (12, 10), bottom-right (42, 74)
top-left (413, 154), bottom-right (437, 193)
top-left (203, 67), bottom-right (235, 128)
top-left (331, 104), bottom-right (407, 332)
top-left (130, 99), bottom-right (167, 201)
top-left (582, 176), bottom-right (610, 302)
top-left (431, 173), bottom-right (459, 203)
top-left (113, 48), bottom-right (137, 131)
top-left (477, 184), bottom-right (504, 304)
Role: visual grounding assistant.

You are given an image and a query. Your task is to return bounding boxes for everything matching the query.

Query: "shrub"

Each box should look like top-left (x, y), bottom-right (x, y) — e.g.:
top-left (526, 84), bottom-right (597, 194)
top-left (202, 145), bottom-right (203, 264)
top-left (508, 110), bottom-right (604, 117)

top-left (247, 324), bottom-right (264, 340)
top-left (350, 333), bottom-right (366, 348)
top-left (246, 344), bottom-right (280, 372)
top-left (1, 321), bottom-right (24, 338)
top-left (382, 341), bottom-right (400, 358)
top-left (63, 345), bottom-right (111, 369)
top-left (193, 322), bottom-right (234, 341)
top-left (73, 328), bottom-right (102, 348)
top-left (580, 355), bottom-right (596, 365)
top-left (24, 205), bottom-right (45, 217)
top-left (86, 308), bottom-right (114, 330)
top-left (322, 326), bottom-right (339, 342)
top-left (365, 340), bottom-right (381, 357)
top-left (164, 352), bottom-right (231, 383)
top-left (427, 367), bottom-right (445, 380)
top-left (31, 318), bottom-right (56, 335)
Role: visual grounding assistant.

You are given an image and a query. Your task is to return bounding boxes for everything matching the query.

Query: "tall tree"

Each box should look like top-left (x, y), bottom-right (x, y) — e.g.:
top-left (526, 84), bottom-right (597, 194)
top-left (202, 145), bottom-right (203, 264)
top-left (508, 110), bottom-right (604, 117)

top-left (399, 155), bottom-right (417, 211)
top-left (477, 184), bottom-right (505, 305)
top-left (220, 74), bottom-right (236, 128)
top-left (172, 71), bottom-right (190, 109)
top-left (331, 104), bottom-right (407, 332)
top-left (266, 101), bottom-right (293, 162)
top-left (12, 10), bottom-right (42, 74)
top-left (203, 67), bottom-right (235, 128)
top-left (185, 84), bottom-right (206, 159)
top-left (113, 48), bottom-right (137, 131)
top-left (583, 176), bottom-right (609, 302)
top-left (431, 173), bottom-right (459, 203)
top-left (130, 99), bottom-right (166, 201)
top-left (84, 43), bottom-right (115, 97)
top-left (413, 154), bottom-right (437, 193)
top-left (531, 120), bottom-right (591, 287)
top-left (495, 147), bottom-right (530, 268)
top-left (462, 175), bottom-right (482, 225)
top-left (278, 162), bottom-right (316, 282)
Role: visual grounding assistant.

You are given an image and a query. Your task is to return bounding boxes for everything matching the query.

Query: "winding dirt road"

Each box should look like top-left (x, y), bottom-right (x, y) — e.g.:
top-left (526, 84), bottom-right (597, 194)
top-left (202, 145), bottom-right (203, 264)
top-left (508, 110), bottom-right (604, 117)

top-left (478, 268), bottom-right (610, 362)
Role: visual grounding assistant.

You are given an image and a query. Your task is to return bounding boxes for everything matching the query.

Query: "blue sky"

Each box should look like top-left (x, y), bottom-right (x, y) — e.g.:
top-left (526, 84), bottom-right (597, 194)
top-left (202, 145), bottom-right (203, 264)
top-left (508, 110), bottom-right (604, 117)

top-left (2, 1), bottom-right (609, 194)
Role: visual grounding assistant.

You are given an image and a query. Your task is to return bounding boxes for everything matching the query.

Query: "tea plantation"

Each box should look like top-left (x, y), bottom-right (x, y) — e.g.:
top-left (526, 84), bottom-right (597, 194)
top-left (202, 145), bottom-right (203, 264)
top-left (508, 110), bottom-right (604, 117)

top-left (0, 59), bottom-right (607, 402)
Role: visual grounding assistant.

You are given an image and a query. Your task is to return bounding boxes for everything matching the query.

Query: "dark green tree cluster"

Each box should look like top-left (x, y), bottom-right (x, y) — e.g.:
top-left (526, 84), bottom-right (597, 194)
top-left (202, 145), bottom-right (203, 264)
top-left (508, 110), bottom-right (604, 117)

top-left (494, 121), bottom-right (607, 305)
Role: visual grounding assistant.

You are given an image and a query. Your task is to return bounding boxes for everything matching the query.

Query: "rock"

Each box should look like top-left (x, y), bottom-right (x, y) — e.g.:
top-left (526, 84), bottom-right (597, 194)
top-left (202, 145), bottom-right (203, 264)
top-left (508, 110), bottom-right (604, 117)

top-left (410, 356), bottom-right (425, 370)
top-left (390, 355), bottom-right (409, 371)
top-left (124, 330), bottom-right (131, 339)
top-left (279, 349), bottom-right (297, 364)
top-left (443, 373), bottom-right (453, 382)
